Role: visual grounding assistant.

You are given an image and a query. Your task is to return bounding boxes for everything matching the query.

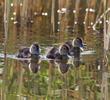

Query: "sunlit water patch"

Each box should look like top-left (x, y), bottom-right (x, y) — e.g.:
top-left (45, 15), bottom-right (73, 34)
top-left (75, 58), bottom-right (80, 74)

top-left (0, 50), bottom-right (95, 62)
top-left (0, 53), bottom-right (48, 61)
top-left (81, 50), bottom-right (95, 55)
top-left (0, 53), bottom-right (31, 60)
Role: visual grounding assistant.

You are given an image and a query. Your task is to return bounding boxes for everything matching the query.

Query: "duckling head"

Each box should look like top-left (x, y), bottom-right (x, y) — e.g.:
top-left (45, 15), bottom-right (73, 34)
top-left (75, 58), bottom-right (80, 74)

top-left (72, 37), bottom-right (86, 48)
top-left (30, 42), bottom-right (40, 55)
top-left (59, 44), bottom-right (72, 56)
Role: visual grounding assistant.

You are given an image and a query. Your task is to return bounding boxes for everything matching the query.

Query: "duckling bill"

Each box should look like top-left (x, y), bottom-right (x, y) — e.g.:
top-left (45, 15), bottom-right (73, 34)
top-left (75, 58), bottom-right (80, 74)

top-left (16, 42), bottom-right (40, 58)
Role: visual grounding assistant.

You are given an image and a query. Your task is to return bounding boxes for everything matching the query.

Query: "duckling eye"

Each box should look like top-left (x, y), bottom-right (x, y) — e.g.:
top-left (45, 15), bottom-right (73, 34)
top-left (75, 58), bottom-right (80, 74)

top-left (77, 38), bottom-right (82, 43)
top-left (36, 45), bottom-right (39, 48)
top-left (33, 46), bottom-right (36, 49)
top-left (64, 47), bottom-right (66, 50)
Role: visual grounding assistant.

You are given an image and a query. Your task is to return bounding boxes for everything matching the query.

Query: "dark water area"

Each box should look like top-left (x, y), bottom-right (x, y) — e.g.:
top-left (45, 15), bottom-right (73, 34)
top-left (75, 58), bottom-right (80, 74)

top-left (0, 0), bottom-right (110, 100)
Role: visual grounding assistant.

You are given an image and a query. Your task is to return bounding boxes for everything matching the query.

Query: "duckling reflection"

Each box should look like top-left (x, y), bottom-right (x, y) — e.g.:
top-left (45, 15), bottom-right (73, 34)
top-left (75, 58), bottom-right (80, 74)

top-left (18, 59), bottom-right (40, 74)
top-left (72, 52), bottom-right (80, 67)
top-left (16, 42), bottom-right (40, 58)
top-left (55, 60), bottom-right (72, 74)
top-left (29, 59), bottom-right (40, 73)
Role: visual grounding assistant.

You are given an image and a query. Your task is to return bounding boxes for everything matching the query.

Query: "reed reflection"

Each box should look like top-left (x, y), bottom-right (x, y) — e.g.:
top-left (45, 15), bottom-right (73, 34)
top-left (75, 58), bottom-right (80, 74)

top-left (72, 52), bottom-right (80, 68)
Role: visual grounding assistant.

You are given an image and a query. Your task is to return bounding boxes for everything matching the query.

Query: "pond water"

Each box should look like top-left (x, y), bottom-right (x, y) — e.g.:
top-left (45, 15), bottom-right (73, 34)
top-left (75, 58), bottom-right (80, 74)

top-left (0, 0), bottom-right (110, 100)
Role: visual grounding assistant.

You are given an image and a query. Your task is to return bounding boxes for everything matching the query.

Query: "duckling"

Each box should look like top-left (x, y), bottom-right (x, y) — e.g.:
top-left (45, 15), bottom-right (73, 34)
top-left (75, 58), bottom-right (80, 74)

top-left (16, 42), bottom-right (40, 58)
top-left (46, 43), bottom-right (72, 60)
top-left (64, 37), bottom-right (86, 55)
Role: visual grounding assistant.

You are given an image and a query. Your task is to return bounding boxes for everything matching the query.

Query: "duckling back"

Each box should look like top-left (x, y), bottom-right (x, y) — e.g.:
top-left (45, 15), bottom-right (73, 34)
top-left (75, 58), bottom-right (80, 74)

top-left (16, 47), bottom-right (31, 58)
top-left (46, 47), bottom-right (58, 59)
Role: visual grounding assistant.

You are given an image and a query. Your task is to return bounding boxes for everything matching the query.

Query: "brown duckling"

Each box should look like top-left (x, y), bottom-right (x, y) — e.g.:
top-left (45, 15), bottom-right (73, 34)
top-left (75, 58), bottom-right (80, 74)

top-left (46, 43), bottom-right (72, 60)
top-left (64, 37), bottom-right (86, 55)
top-left (16, 42), bottom-right (40, 58)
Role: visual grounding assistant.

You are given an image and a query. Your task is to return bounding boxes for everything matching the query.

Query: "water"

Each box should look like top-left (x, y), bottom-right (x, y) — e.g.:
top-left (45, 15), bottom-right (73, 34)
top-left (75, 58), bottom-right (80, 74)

top-left (0, 0), bottom-right (110, 100)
